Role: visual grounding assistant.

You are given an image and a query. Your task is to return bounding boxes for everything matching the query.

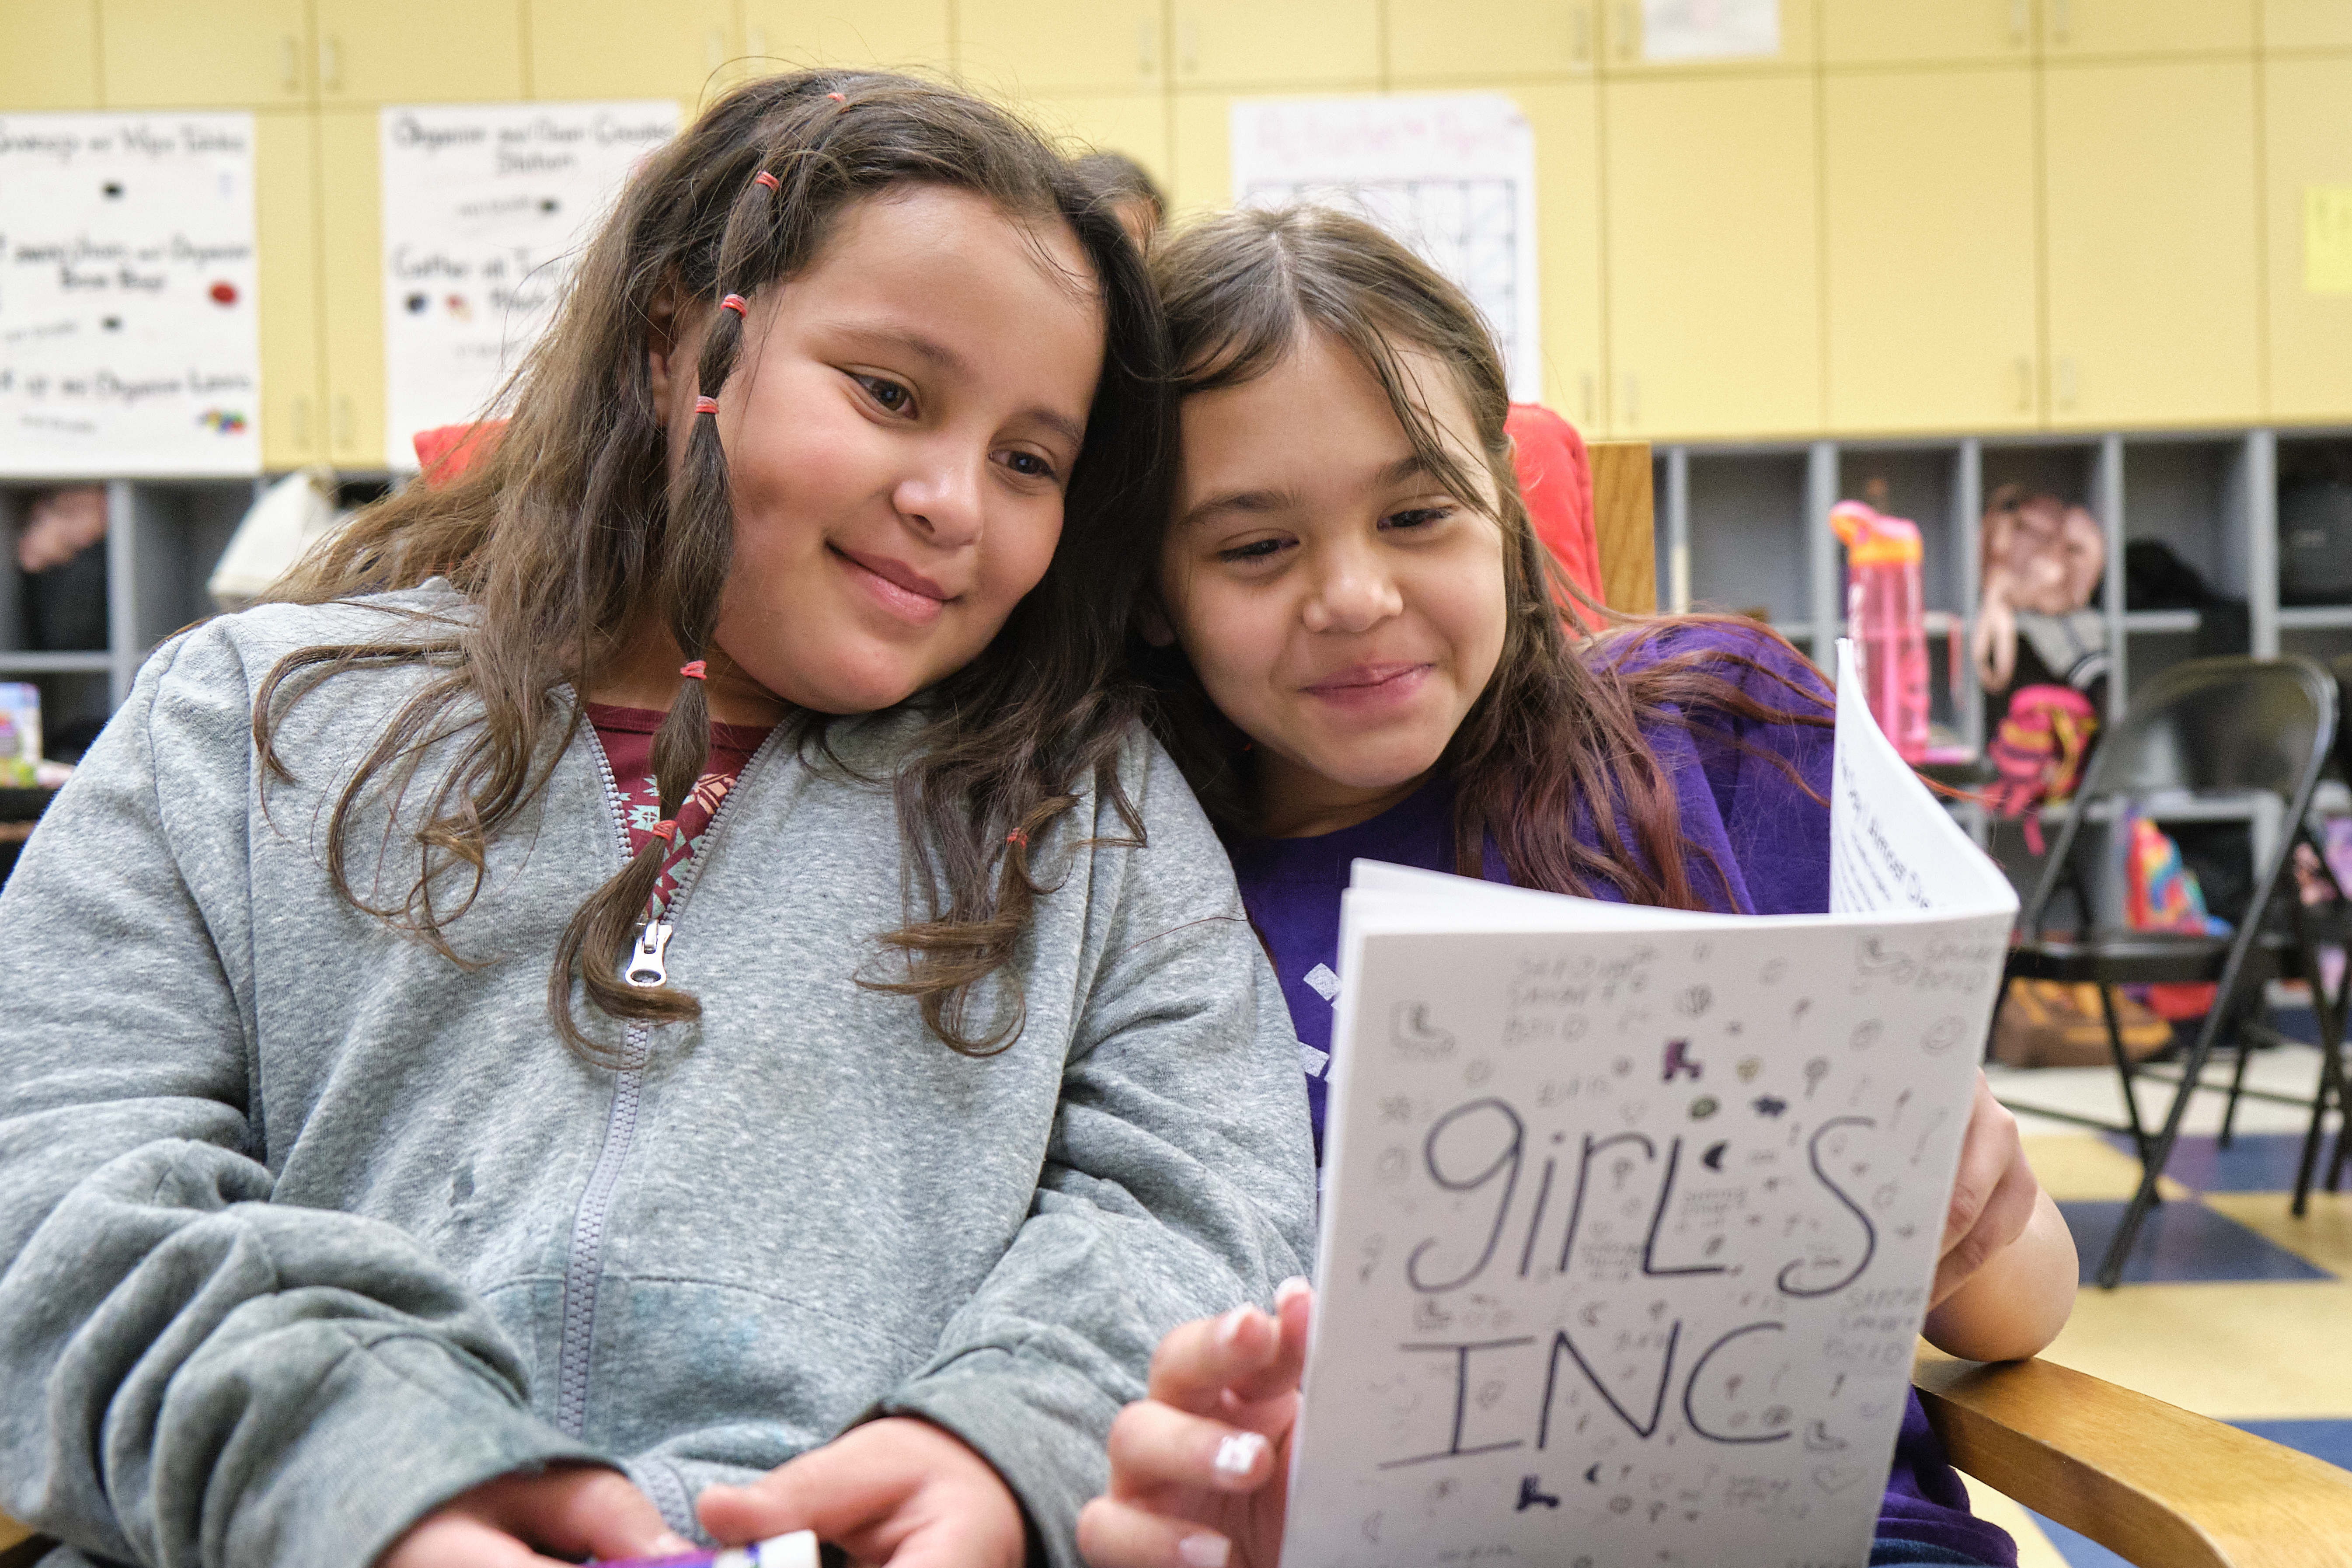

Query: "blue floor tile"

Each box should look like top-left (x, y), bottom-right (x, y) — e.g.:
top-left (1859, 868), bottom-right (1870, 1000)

top-left (2099, 1131), bottom-right (2329, 1194)
top-left (2027, 1420), bottom-right (2352, 1565)
top-left (2058, 1199), bottom-right (2334, 1283)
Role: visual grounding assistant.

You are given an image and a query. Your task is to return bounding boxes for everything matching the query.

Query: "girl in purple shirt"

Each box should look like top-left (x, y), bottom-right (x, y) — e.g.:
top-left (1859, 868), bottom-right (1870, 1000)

top-left (1079, 206), bottom-right (2079, 1568)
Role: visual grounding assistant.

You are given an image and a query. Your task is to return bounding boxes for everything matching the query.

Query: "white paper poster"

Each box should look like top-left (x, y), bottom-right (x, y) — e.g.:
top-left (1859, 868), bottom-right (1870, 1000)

top-left (1229, 95), bottom-right (1541, 402)
top-left (1641, 0), bottom-right (1781, 63)
top-left (0, 113), bottom-right (260, 477)
top-left (380, 101), bottom-right (677, 467)
top-left (1282, 645), bottom-right (2017, 1568)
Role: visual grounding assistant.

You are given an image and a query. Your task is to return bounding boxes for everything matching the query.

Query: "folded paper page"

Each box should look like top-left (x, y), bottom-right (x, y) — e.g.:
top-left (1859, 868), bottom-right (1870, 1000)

top-left (1284, 642), bottom-right (2017, 1568)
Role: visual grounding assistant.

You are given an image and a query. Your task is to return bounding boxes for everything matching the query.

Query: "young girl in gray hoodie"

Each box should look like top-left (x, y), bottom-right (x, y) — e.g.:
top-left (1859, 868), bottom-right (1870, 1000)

top-left (0, 74), bottom-right (1312, 1568)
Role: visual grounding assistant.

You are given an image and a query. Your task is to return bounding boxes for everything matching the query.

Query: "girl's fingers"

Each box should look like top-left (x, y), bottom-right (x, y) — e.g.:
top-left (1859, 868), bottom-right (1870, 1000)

top-left (1107, 1399), bottom-right (1275, 1501)
top-left (1146, 1304), bottom-right (1283, 1413)
top-left (379, 1512), bottom-right (574, 1568)
top-left (1077, 1496), bottom-right (1234, 1568)
top-left (517, 1468), bottom-right (689, 1561)
top-left (1941, 1075), bottom-right (2022, 1255)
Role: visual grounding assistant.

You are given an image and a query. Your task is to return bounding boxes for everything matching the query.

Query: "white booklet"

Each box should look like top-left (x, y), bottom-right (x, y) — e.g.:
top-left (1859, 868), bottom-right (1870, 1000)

top-left (1284, 642), bottom-right (2020, 1568)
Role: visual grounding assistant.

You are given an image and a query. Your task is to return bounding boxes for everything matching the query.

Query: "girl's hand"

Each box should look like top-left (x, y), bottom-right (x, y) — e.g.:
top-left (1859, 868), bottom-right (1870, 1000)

top-left (697, 1416), bottom-right (1026, 1568)
top-left (1922, 1071), bottom-right (2078, 1362)
top-left (378, 1465), bottom-right (691, 1567)
top-left (1077, 1279), bottom-right (1311, 1568)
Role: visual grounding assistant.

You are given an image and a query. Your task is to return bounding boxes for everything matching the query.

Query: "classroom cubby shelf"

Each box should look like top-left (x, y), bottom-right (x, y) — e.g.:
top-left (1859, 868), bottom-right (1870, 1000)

top-left (1652, 426), bottom-right (2352, 776)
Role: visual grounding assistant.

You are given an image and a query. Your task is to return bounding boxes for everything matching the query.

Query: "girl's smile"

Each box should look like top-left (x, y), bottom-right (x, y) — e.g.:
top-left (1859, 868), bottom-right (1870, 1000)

top-left (832, 542), bottom-right (953, 627)
top-left (1153, 329), bottom-right (1508, 837)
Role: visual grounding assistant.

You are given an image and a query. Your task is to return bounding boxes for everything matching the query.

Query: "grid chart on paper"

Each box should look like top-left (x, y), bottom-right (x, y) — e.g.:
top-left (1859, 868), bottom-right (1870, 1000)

top-left (1242, 177), bottom-right (1521, 366)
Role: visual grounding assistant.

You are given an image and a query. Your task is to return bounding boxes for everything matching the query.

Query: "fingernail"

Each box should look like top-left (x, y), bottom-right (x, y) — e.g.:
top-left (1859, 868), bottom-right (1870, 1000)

top-left (1213, 1430), bottom-right (1268, 1477)
top-left (1178, 1533), bottom-right (1231, 1568)
top-left (651, 1532), bottom-right (696, 1554)
top-left (1215, 1304), bottom-right (1254, 1347)
top-left (1274, 1275), bottom-right (1310, 1307)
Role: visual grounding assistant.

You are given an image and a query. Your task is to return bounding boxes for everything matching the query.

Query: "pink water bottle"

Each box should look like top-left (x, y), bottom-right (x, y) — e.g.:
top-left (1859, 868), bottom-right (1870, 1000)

top-left (1830, 500), bottom-right (1930, 762)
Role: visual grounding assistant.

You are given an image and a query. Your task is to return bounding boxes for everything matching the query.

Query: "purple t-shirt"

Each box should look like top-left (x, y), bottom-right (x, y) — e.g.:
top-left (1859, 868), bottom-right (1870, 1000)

top-left (1220, 625), bottom-right (2015, 1567)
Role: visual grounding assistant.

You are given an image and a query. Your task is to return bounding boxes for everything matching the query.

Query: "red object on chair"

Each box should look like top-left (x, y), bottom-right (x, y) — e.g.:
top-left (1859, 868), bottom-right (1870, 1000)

top-left (412, 420), bottom-right (508, 488)
top-left (1505, 403), bottom-right (1602, 613)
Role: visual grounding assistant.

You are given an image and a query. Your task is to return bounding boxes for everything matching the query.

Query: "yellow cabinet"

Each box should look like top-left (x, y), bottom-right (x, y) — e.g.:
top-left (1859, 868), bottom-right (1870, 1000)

top-left (1602, 74), bottom-right (1819, 439)
top-left (2041, 61), bottom-right (2260, 428)
top-left (1389, 0), bottom-right (1597, 84)
top-left (313, 0), bottom-right (526, 105)
top-left (1018, 92), bottom-right (1171, 187)
top-left (958, 0), bottom-right (1165, 99)
top-left (1595, 0), bottom-right (1816, 74)
top-left (254, 113), bottom-right (324, 470)
top-left (1821, 68), bottom-right (2039, 433)
top-left (1169, 0), bottom-right (1380, 90)
top-left (528, 0), bottom-right (734, 108)
top-left (745, 1), bottom-right (953, 76)
top-left (2265, 0), bottom-right (2352, 51)
top-left (1516, 83), bottom-right (1605, 429)
top-left (0, 0), bottom-right (101, 109)
top-left (317, 111), bottom-right (385, 470)
top-left (2263, 54), bottom-right (2352, 423)
top-left (101, 0), bottom-right (312, 108)
top-left (1818, 0), bottom-right (2035, 66)
top-left (1168, 90), bottom-right (1233, 217)
top-left (2037, 0), bottom-right (2254, 56)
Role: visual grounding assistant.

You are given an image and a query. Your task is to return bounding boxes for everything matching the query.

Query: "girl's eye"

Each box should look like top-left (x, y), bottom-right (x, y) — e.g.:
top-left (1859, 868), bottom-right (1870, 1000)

top-left (1217, 536), bottom-right (1293, 566)
top-left (1000, 449), bottom-right (1059, 482)
top-left (1383, 505), bottom-right (1454, 533)
top-left (856, 374), bottom-right (914, 414)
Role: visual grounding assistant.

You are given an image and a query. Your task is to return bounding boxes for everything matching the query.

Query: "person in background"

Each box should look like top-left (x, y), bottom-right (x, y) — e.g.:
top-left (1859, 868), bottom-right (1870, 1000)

top-left (1073, 150), bottom-right (1167, 252)
top-left (0, 73), bottom-right (1311, 1568)
top-left (1076, 205), bottom-right (2077, 1568)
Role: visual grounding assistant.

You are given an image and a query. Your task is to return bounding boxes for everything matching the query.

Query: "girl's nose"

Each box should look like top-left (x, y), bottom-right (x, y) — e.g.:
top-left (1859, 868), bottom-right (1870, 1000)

top-left (893, 448), bottom-right (985, 547)
top-left (1301, 544), bottom-right (1404, 635)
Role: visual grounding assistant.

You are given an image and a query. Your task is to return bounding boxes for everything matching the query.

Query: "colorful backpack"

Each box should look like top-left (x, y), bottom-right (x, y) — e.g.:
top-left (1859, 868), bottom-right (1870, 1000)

top-left (2123, 810), bottom-right (2232, 1021)
top-left (1983, 683), bottom-right (2098, 856)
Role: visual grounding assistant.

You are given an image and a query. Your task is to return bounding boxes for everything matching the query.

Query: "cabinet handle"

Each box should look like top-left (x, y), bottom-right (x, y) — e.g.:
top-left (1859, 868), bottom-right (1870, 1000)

top-left (707, 28), bottom-right (725, 72)
top-left (2009, 0), bottom-right (2028, 45)
top-left (1623, 372), bottom-right (1641, 425)
top-left (2056, 356), bottom-right (2077, 410)
top-left (1137, 19), bottom-right (1157, 73)
top-left (749, 27), bottom-right (767, 57)
top-left (291, 396), bottom-right (311, 452)
top-left (1580, 371), bottom-right (1596, 426)
top-left (2013, 356), bottom-right (2032, 412)
top-left (2051, 0), bottom-right (2070, 42)
top-left (320, 36), bottom-right (339, 91)
top-left (1178, 19), bottom-right (1197, 72)
top-left (1571, 4), bottom-right (1592, 63)
top-left (279, 35), bottom-right (299, 90)
top-left (332, 396), bottom-right (354, 453)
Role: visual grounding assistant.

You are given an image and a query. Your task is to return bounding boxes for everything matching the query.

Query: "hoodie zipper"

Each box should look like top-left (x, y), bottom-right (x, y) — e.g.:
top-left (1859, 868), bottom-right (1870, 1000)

top-left (552, 722), bottom-right (779, 1438)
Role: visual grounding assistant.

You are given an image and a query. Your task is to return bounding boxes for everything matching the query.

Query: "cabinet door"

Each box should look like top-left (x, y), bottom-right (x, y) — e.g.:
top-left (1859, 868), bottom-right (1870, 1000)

top-left (529, 0), bottom-right (734, 108)
top-left (254, 114), bottom-right (324, 471)
top-left (1021, 93), bottom-right (1171, 189)
top-left (1519, 83), bottom-right (1606, 431)
top-left (317, 111), bottom-right (386, 470)
top-left (2265, 55), bottom-right (2352, 423)
top-left (745, 1), bottom-right (953, 75)
top-left (0, 0), bottom-right (101, 109)
top-left (1603, 74), bottom-right (1819, 439)
top-left (1168, 91), bottom-right (1232, 217)
top-left (2042, 61), bottom-right (2260, 427)
top-left (1389, 0), bottom-right (1596, 84)
top-left (101, 0), bottom-right (312, 108)
top-left (2038, 0), bottom-right (2254, 56)
top-left (2265, 0), bottom-right (2352, 50)
top-left (1595, 0), bottom-right (1816, 74)
top-left (1818, 0), bottom-right (2034, 66)
top-left (1822, 68), bottom-right (2039, 433)
top-left (1170, 0), bottom-right (1379, 90)
top-left (959, 0), bottom-right (1165, 98)
top-left (314, 0), bottom-right (526, 105)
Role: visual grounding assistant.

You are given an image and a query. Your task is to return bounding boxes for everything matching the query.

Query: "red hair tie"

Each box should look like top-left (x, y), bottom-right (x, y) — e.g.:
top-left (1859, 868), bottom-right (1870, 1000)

top-left (719, 293), bottom-right (747, 316)
top-left (678, 660), bottom-right (707, 680)
top-left (753, 170), bottom-right (780, 192)
top-left (693, 395), bottom-right (719, 415)
top-left (826, 91), bottom-right (847, 107)
top-left (1006, 830), bottom-right (1028, 847)
top-left (647, 820), bottom-right (679, 843)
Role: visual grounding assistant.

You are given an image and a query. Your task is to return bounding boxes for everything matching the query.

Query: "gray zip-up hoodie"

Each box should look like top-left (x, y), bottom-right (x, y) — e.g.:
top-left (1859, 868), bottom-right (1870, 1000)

top-left (0, 590), bottom-right (1315, 1568)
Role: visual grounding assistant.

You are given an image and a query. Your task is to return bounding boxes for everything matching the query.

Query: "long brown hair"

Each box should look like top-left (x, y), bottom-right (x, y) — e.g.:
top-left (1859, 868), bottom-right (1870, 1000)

top-left (1139, 205), bottom-right (1825, 909)
top-left (258, 71), bottom-right (1172, 1058)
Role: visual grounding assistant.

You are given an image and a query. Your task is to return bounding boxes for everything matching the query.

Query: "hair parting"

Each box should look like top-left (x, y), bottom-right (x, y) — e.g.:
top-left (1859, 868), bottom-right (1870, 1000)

top-left (1140, 205), bottom-right (1829, 913)
top-left (257, 70), bottom-right (1175, 1059)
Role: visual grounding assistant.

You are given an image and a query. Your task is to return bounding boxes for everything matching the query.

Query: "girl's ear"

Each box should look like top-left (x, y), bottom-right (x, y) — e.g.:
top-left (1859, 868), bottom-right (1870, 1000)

top-left (644, 288), bottom-right (689, 422)
top-left (1136, 592), bottom-right (1176, 648)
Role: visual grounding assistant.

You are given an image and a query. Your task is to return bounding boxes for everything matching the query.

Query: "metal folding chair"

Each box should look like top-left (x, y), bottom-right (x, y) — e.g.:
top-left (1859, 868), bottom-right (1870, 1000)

top-left (1993, 655), bottom-right (2339, 1289)
top-left (2286, 652), bottom-right (2352, 1214)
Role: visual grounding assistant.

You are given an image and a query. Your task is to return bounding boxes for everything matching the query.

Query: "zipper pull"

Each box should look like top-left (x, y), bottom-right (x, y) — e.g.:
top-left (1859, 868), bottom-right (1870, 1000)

top-left (624, 918), bottom-right (673, 988)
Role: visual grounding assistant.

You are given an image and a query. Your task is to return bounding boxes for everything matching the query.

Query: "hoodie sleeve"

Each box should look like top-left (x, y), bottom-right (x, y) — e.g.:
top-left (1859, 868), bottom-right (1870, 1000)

top-left (0, 627), bottom-right (603, 1568)
top-left (878, 736), bottom-right (1317, 1568)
